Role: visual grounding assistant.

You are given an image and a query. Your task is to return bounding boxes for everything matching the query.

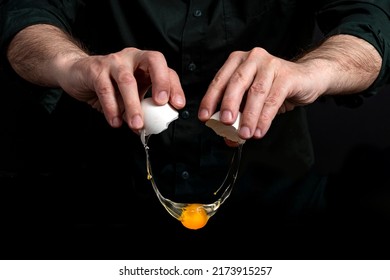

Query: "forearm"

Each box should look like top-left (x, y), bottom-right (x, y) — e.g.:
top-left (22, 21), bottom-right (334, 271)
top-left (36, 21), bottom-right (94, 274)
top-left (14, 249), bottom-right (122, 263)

top-left (6, 24), bottom-right (88, 88)
top-left (296, 34), bottom-right (382, 96)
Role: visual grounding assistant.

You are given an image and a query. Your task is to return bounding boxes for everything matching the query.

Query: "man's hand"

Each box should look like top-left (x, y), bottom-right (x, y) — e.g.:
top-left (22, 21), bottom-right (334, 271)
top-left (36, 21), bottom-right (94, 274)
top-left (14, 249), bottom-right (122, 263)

top-left (7, 24), bottom-right (186, 132)
top-left (198, 34), bottom-right (381, 140)
top-left (59, 48), bottom-right (185, 131)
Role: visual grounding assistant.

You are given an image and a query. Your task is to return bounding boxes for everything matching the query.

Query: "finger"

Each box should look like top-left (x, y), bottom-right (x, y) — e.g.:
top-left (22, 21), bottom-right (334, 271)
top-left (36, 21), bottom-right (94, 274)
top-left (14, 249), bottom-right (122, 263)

top-left (278, 99), bottom-right (297, 114)
top-left (219, 48), bottom-right (271, 127)
top-left (142, 51), bottom-right (171, 105)
top-left (94, 70), bottom-right (124, 128)
top-left (257, 77), bottom-right (290, 137)
top-left (218, 62), bottom-right (257, 126)
top-left (113, 63), bottom-right (144, 130)
top-left (239, 69), bottom-right (274, 139)
top-left (167, 69), bottom-right (186, 109)
top-left (198, 51), bottom-right (245, 122)
top-left (87, 96), bottom-right (103, 112)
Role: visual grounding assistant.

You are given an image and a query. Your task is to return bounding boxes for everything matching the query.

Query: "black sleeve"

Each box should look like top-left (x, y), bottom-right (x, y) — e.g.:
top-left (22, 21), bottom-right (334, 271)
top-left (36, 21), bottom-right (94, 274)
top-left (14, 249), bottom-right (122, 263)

top-left (0, 0), bottom-right (83, 55)
top-left (316, 0), bottom-right (390, 99)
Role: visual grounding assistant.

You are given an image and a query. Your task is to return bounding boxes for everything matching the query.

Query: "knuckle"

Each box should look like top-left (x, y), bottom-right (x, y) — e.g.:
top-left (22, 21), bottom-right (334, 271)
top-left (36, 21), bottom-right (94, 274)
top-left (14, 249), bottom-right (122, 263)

top-left (264, 97), bottom-right (278, 107)
top-left (260, 111), bottom-right (272, 123)
top-left (242, 110), bottom-right (258, 121)
top-left (95, 80), bottom-right (113, 96)
top-left (249, 47), bottom-right (269, 58)
top-left (231, 70), bottom-right (249, 85)
top-left (249, 82), bottom-right (267, 97)
top-left (209, 76), bottom-right (225, 91)
top-left (117, 66), bottom-right (136, 84)
top-left (143, 50), bottom-right (164, 63)
top-left (229, 50), bottom-right (245, 60)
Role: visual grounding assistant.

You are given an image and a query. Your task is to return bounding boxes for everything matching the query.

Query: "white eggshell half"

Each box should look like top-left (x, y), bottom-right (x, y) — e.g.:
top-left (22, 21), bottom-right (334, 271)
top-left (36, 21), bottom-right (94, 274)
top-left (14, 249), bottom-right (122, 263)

top-left (140, 97), bottom-right (179, 143)
top-left (206, 111), bottom-right (246, 144)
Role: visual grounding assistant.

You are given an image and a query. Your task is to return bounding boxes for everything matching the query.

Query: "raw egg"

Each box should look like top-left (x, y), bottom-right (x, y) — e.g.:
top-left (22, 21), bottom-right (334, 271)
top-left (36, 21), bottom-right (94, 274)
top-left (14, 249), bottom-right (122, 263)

top-left (180, 203), bottom-right (209, 230)
top-left (140, 100), bottom-right (244, 230)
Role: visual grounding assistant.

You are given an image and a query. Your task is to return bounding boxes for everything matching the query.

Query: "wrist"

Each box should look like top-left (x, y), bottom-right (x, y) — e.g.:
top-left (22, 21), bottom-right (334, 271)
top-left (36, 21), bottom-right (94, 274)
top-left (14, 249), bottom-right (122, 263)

top-left (295, 34), bottom-right (381, 96)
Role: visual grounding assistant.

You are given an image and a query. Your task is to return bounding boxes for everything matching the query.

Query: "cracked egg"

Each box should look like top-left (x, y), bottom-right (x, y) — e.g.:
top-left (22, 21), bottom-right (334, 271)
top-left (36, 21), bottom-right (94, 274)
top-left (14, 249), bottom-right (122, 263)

top-left (205, 111), bottom-right (246, 144)
top-left (140, 97), bottom-right (179, 145)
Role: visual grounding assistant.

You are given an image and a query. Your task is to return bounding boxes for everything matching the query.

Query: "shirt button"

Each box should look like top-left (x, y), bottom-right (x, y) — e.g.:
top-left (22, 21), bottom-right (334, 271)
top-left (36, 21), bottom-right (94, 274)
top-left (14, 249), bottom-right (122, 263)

top-left (193, 9), bottom-right (202, 17)
top-left (188, 62), bottom-right (197, 71)
top-left (181, 110), bottom-right (190, 119)
top-left (181, 171), bottom-right (190, 180)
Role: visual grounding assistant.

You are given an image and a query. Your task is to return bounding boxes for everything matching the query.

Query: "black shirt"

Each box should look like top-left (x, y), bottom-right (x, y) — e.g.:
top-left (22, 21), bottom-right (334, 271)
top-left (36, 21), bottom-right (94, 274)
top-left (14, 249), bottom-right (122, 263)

top-left (1, 0), bottom-right (390, 220)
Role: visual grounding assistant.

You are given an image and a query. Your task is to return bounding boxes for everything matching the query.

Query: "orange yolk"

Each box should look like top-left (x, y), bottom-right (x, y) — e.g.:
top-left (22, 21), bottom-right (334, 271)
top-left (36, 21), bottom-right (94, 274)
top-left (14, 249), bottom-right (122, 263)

top-left (180, 203), bottom-right (209, 230)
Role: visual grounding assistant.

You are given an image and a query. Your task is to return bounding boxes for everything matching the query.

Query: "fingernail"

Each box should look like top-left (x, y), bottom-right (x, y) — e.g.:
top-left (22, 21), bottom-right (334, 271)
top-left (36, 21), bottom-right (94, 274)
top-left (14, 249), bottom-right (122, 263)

top-left (198, 108), bottom-right (209, 119)
top-left (174, 96), bottom-right (184, 106)
top-left (221, 110), bottom-right (233, 122)
top-left (239, 126), bottom-right (251, 138)
top-left (111, 117), bottom-right (121, 127)
top-left (131, 114), bottom-right (143, 129)
top-left (157, 91), bottom-right (168, 102)
top-left (254, 128), bottom-right (262, 138)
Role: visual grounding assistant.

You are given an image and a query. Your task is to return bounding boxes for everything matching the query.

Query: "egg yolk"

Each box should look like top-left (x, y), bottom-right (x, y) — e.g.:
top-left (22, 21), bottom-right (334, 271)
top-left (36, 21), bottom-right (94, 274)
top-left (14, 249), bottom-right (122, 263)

top-left (180, 203), bottom-right (209, 230)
